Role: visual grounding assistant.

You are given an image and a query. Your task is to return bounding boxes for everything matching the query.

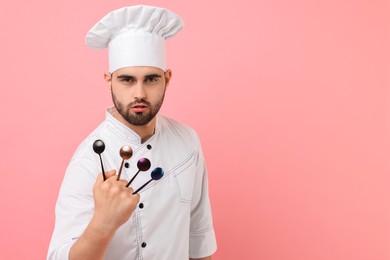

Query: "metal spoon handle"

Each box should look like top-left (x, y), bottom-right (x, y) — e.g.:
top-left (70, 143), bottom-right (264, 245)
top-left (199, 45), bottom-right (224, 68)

top-left (126, 170), bottom-right (141, 187)
top-left (98, 154), bottom-right (106, 181)
top-left (132, 179), bottom-right (153, 195)
top-left (117, 160), bottom-right (125, 180)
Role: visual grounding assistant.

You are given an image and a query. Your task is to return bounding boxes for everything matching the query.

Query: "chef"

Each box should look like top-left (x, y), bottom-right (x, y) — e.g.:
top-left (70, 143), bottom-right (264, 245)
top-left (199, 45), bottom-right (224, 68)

top-left (47, 5), bottom-right (217, 260)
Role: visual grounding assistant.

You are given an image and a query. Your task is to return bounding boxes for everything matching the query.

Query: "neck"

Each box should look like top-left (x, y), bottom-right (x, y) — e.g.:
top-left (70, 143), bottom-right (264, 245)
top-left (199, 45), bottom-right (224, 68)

top-left (112, 108), bottom-right (156, 143)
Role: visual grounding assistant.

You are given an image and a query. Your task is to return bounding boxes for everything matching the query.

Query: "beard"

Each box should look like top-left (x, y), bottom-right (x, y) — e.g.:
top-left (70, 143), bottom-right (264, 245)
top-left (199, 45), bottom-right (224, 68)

top-left (111, 89), bottom-right (165, 126)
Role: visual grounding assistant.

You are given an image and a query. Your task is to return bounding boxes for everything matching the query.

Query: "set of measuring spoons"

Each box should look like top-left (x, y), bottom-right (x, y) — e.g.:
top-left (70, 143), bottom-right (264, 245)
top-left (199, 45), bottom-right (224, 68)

top-left (93, 139), bottom-right (164, 194)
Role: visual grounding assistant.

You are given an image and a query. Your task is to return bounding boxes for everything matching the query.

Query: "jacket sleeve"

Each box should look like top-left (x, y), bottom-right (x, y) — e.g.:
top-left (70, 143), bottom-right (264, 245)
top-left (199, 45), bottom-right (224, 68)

top-left (188, 134), bottom-right (217, 258)
top-left (47, 146), bottom-right (99, 260)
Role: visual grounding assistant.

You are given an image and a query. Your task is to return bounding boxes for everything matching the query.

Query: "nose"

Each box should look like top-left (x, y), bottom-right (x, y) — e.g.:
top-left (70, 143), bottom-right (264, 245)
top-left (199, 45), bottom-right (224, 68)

top-left (133, 82), bottom-right (147, 100)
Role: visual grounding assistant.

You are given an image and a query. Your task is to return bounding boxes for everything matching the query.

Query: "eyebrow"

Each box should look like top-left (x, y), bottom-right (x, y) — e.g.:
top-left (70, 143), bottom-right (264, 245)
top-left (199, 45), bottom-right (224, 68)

top-left (116, 74), bottom-right (136, 80)
top-left (144, 74), bottom-right (162, 79)
top-left (116, 74), bottom-right (162, 80)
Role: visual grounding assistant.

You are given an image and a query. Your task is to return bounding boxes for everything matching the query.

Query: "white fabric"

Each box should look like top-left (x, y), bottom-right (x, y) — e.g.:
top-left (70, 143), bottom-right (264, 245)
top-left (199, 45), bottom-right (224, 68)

top-left (86, 5), bottom-right (183, 72)
top-left (47, 108), bottom-right (217, 260)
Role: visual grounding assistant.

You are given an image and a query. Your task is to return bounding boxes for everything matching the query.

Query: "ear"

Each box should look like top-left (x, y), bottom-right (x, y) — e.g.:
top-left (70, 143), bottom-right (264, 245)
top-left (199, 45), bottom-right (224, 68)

top-left (104, 72), bottom-right (112, 89)
top-left (164, 69), bottom-right (172, 88)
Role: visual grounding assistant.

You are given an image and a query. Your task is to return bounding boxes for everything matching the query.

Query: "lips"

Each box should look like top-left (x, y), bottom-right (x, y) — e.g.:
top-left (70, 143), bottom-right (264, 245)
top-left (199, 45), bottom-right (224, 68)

top-left (131, 103), bottom-right (148, 112)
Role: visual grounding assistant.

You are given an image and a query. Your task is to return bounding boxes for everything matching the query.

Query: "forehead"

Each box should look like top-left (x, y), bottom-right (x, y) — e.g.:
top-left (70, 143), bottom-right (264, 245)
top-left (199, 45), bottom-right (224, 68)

top-left (113, 66), bottom-right (164, 76)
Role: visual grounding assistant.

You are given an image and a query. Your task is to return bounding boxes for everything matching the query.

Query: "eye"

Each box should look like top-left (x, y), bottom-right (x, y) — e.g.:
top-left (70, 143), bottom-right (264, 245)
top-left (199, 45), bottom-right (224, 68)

top-left (122, 78), bottom-right (133, 83)
top-left (145, 77), bottom-right (159, 84)
top-left (118, 76), bottom-right (135, 85)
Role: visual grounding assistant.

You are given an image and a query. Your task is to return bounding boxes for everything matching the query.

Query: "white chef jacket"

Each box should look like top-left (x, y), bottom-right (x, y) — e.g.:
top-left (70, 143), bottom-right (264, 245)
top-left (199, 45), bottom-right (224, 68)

top-left (47, 108), bottom-right (217, 259)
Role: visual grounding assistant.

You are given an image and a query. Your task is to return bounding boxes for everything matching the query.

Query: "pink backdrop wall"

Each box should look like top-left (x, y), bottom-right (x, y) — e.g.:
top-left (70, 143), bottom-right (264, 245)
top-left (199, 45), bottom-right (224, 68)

top-left (1, 0), bottom-right (389, 259)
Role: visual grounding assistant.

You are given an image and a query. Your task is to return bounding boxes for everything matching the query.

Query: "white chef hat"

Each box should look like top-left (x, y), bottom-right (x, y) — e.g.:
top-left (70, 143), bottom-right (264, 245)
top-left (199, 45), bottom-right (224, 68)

top-left (86, 5), bottom-right (184, 73)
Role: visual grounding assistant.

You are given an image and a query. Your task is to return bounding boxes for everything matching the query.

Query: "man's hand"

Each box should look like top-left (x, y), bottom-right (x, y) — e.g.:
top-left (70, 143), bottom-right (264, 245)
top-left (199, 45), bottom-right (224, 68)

top-left (69, 170), bottom-right (140, 260)
top-left (91, 170), bottom-right (140, 234)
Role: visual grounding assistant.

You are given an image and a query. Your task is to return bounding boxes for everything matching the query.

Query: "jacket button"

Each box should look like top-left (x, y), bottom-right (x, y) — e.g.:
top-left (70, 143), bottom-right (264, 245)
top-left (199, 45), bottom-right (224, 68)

top-left (139, 203), bottom-right (144, 209)
top-left (141, 242), bottom-right (147, 248)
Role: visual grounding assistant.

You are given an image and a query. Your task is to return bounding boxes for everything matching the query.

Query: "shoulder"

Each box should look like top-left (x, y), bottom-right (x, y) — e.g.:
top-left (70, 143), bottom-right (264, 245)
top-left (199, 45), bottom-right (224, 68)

top-left (158, 115), bottom-right (199, 138)
top-left (157, 115), bottom-right (201, 148)
top-left (68, 121), bottom-right (108, 167)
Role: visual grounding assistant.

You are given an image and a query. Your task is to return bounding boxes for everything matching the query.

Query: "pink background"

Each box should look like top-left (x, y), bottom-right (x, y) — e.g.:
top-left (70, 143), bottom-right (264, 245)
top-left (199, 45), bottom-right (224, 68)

top-left (1, 0), bottom-right (389, 259)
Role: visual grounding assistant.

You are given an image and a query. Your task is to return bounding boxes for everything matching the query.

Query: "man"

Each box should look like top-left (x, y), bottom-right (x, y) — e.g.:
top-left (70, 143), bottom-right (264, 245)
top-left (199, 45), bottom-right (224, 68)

top-left (47, 5), bottom-right (217, 260)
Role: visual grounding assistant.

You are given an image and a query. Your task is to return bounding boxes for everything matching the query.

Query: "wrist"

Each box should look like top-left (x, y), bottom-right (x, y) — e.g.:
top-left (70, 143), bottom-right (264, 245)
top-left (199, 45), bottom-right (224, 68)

top-left (88, 216), bottom-right (117, 240)
top-left (69, 217), bottom-right (116, 260)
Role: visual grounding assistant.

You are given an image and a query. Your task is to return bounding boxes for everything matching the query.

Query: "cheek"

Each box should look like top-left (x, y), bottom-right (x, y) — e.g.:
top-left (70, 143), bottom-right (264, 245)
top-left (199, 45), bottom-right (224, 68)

top-left (112, 89), bottom-right (130, 105)
top-left (112, 86), bottom-right (131, 98)
top-left (150, 87), bottom-right (166, 99)
top-left (150, 92), bottom-right (165, 104)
